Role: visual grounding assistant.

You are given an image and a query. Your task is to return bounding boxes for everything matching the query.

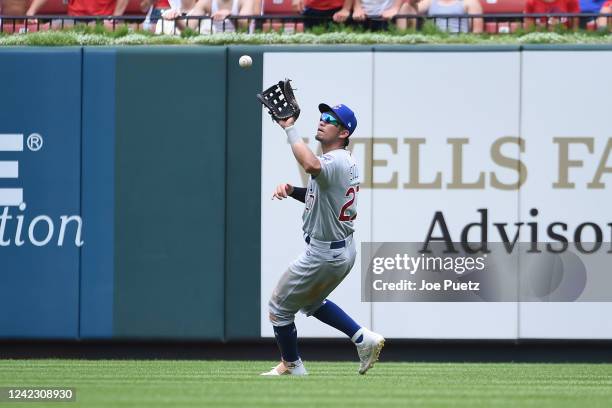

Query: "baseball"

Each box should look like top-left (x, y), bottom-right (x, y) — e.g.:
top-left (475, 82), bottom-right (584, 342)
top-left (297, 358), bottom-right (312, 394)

top-left (239, 55), bottom-right (252, 68)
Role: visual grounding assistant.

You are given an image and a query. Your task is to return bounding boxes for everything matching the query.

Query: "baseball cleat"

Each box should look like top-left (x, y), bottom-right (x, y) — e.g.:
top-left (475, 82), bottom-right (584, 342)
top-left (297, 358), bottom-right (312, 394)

top-left (260, 360), bottom-right (308, 376)
top-left (355, 328), bottom-right (385, 375)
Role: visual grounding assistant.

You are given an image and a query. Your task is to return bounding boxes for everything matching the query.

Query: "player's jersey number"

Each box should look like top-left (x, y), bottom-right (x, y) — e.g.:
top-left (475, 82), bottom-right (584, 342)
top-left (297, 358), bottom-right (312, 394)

top-left (339, 186), bottom-right (359, 221)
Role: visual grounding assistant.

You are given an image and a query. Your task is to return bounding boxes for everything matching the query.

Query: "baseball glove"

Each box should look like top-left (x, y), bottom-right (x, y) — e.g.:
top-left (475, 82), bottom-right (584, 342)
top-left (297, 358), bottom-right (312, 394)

top-left (256, 79), bottom-right (300, 122)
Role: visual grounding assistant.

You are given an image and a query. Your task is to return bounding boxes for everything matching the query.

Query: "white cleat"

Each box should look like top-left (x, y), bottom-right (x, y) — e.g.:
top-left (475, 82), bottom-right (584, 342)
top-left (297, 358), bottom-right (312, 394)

top-left (354, 328), bottom-right (385, 375)
top-left (260, 360), bottom-right (308, 376)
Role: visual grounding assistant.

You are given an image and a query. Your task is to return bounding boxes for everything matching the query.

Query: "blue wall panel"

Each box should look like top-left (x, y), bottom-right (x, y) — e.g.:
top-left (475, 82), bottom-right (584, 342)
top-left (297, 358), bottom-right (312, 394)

top-left (0, 48), bottom-right (82, 338)
top-left (80, 48), bottom-right (116, 339)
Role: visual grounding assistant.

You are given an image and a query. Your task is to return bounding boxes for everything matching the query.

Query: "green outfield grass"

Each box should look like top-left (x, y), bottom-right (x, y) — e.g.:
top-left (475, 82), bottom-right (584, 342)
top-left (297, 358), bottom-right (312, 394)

top-left (0, 360), bottom-right (611, 407)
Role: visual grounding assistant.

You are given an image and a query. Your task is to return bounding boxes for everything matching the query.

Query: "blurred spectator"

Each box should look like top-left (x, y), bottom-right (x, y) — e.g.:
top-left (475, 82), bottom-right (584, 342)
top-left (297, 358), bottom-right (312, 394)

top-left (27, 0), bottom-right (128, 16)
top-left (1, 0), bottom-right (27, 25)
top-left (2, 0), bottom-right (27, 16)
top-left (292, 0), bottom-right (352, 28)
top-left (151, 0), bottom-right (190, 34)
top-left (579, 0), bottom-right (605, 28)
top-left (579, 0), bottom-right (604, 15)
top-left (156, 0), bottom-right (194, 33)
top-left (164, 0), bottom-right (254, 33)
top-left (524, 0), bottom-right (580, 29)
top-left (397, 0), bottom-right (483, 33)
top-left (0, 0), bottom-right (25, 29)
top-left (351, 0), bottom-right (403, 30)
top-left (596, 0), bottom-right (610, 28)
top-left (140, 0), bottom-right (171, 29)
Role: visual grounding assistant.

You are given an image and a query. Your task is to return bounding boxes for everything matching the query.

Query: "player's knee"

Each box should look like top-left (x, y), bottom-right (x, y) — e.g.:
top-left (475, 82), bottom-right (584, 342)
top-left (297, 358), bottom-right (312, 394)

top-left (268, 301), bottom-right (295, 326)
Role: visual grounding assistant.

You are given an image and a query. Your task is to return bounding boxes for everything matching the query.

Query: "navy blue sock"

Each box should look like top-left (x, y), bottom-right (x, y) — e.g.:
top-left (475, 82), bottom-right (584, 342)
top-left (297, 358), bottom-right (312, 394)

top-left (313, 299), bottom-right (362, 342)
top-left (272, 323), bottom-right (300, 362)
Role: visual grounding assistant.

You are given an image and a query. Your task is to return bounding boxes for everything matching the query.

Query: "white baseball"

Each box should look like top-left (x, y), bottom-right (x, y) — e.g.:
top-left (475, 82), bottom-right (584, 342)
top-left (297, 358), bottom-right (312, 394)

top-left (239, 55), bottom-right (252, 68)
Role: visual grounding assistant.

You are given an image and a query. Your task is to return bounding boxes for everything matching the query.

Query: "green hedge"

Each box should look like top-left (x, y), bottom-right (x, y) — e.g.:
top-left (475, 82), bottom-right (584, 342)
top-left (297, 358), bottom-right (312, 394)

top-left (1, 30), bottom-right (612, 46)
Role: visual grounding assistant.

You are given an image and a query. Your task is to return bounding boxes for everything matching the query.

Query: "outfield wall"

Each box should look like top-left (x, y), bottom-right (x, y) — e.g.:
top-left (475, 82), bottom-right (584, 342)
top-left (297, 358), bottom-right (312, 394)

top-left (0, 45), bottom-right (610, 341)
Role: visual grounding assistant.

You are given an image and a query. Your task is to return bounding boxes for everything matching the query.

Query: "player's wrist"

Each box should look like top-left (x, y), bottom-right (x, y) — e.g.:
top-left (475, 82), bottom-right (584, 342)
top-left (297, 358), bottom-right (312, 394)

top-left (285, 126), bottom-right (301, 145)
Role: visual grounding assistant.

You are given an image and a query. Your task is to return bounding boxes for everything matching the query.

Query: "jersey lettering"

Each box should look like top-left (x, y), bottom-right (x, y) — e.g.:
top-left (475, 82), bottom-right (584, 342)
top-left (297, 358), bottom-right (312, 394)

top-left (305, 193), bottom-right (316, 211)
top-left (339, 186), bottom-right (359, 221)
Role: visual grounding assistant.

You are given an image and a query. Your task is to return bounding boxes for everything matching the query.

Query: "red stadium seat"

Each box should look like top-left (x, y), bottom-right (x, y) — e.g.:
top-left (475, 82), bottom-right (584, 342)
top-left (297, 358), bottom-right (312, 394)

top-left (479, 0), bottom-right (525, 13)
top-left (261, 0), bottom-right (299, 34)
top-left (262, 21), bottom-right (304, 31)
top-left (481, 0), bottom-right (524, 33)
top-left (262, 0), bottom-right (297, 14)
top-left (485, 21), bottom-right (522, 32)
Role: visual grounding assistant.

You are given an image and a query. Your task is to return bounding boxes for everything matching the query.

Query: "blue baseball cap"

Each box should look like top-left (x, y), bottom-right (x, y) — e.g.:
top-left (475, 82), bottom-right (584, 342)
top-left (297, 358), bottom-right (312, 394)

top-left (318, 103), bottom-right (357, 136)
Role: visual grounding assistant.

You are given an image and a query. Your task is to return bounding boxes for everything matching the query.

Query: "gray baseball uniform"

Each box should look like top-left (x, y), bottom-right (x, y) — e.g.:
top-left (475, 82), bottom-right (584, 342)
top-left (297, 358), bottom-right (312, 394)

top-left (268, 148), bottom-right (361, 327)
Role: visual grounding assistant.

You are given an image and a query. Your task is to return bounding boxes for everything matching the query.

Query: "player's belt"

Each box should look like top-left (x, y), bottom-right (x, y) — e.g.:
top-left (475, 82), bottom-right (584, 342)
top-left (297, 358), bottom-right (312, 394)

top-left (305, 235), bottom-right (348, 249)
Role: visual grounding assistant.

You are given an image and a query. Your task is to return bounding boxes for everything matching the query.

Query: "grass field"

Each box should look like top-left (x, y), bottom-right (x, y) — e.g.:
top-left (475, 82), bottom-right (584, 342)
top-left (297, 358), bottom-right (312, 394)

top-left (1, 360), bottom-right (611, 407)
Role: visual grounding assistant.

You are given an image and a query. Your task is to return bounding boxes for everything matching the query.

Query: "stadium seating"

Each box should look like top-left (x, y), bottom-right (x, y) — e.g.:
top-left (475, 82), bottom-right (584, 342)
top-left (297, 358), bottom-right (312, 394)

top-left (262, 0), bottom-right (295, 14)
top-left (260, 0), bottom-right (304, 32)
top-left (479, 0), bottom-right (525, 33)
top-left (261, 21), bottom-right (305, 32)
top-left (485, 21), bottom-right (522, 33)
top-left (479, 0), bottom-right (525, 14)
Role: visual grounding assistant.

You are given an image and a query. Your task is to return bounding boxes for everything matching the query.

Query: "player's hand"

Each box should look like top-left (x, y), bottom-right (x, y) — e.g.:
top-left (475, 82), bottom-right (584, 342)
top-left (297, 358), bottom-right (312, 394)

top-left (272, 183), bottom-right (294, 200)
top-left (278, 117), bottom-right (296, 129)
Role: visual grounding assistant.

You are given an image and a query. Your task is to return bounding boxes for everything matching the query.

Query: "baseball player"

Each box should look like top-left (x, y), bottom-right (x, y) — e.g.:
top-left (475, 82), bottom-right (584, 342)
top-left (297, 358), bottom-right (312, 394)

top-left (262, 103), bottom-right (385, 376)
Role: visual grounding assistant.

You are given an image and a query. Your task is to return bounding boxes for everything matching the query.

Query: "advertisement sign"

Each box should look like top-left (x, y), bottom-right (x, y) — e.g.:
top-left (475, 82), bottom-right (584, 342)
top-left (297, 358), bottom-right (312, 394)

top-left (260, 50), bottom-right (612, 339)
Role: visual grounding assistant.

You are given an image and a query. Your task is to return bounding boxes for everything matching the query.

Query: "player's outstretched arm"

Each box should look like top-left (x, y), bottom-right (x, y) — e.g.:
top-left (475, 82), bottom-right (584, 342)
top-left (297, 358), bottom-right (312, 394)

top-left (277, 118), bottom-right (321, 176)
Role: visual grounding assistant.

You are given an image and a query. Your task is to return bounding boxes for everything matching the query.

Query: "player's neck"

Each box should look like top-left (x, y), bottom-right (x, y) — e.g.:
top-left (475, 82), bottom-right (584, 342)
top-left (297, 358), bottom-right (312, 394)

top-left (321, 143), bottom-right (344, 154)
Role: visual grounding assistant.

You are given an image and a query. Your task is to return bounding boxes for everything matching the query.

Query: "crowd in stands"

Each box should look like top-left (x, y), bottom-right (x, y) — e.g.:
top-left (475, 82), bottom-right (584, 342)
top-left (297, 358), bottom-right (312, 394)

top-left (0, 0), bottom-right (611, 33)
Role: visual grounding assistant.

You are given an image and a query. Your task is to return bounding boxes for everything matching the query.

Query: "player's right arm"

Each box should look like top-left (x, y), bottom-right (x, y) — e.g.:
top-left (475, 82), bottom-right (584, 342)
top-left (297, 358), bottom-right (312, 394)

top-left (278, 118), bottom-right (322, 176)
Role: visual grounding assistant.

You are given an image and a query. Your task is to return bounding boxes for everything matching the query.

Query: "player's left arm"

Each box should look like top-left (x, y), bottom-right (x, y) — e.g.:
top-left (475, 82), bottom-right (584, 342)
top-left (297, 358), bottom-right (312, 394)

top-left (272, 183), bottom-right (306, 202)
top-left (278, 118), bottom-right (321, 176)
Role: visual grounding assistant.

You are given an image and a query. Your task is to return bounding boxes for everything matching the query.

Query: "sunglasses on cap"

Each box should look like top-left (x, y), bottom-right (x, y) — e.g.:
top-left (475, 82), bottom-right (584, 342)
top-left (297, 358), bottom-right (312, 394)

top-left (320, 112), bottom-right (341, 127)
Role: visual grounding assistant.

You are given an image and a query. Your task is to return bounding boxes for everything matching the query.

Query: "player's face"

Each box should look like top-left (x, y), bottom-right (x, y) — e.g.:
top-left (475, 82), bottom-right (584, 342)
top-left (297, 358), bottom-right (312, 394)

top-left (316, 112), bottom-right (344, 145)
